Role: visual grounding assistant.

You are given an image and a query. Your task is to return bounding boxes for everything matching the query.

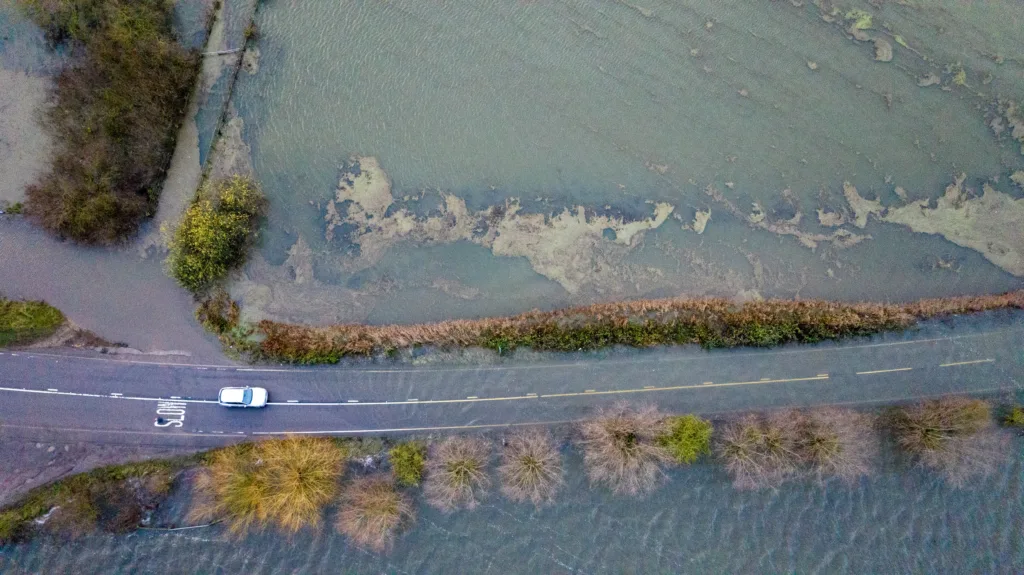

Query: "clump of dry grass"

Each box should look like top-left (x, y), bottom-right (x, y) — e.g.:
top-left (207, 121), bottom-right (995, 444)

top-left (717, 412), bottom-right (801, 490)
top-left (793, 408), bottom-right (876, 484)
top-left (578, 403), bottom-right (673, 496)
top-left (498, 429), bottom-right (564, 505)
top-left (886, 396), bottom-right (1008, 487)
top-left (336, 476), bottom-right (414, 552)
top-left (190, 437), bottom-right (345, 534)
top-left (423, 437), bottom-right (491, 512)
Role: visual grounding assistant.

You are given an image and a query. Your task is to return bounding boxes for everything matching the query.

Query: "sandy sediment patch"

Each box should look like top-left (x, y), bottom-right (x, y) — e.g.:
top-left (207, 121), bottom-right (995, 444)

top-left (0, 69), bottom-right (52, 204)
top-left (208, 114), bottom-right (253, 181)
top-left (703, 184), bottom-right (869, 250)
top-left (844, 174), bottom-right (1024, 276)
top-left (323, 156), bottom-right (674, 295)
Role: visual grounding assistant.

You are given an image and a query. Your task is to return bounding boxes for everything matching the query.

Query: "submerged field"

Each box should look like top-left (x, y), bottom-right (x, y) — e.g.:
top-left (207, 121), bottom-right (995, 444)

top-left (225, 0), bottom-right (1024, 326)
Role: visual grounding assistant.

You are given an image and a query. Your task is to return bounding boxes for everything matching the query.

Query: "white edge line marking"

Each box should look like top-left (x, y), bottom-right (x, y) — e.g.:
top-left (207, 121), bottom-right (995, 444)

top-left (939, 358), bottom-right (995, 367)
top-left (0, 386), bottom-right (216, 403)
top-left (856, 367), bottom-right (913, 375)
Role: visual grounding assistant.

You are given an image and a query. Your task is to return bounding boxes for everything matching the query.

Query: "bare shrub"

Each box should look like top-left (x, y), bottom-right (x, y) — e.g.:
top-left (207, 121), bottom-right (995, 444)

top-left (887, 397), bottom-right (1009, 487)
top-left (423, 437), bottom-right (491, 512)
top-left (578, 403), bottom-right (672, 496)
top-left (498, 429), bottom-right (564, 505)
top-left (336, 476), bottom-right (414, 552)
top-left (794, 408), bottom-right (876, 484)
top-left (717, 412), bottom-right (801, 490)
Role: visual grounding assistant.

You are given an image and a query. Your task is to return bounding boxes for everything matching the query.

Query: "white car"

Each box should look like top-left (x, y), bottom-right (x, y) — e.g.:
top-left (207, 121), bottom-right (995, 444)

top-left (218, 386), bottom-right (269, 408)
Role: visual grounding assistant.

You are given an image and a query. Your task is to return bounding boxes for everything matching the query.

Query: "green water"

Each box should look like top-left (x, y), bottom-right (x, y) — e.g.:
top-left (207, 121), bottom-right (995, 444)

top-left (228, 0), bottom-right (1023, 326)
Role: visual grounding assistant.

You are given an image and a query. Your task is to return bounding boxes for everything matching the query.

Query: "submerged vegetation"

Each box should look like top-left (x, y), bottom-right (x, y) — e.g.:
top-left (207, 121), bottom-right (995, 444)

top-left (578, 404), bottom-right (673, 496)
top-left (190, 437), bottom-right (345, 534)
top-left (0, 458), bottom-right (188, 544)
top-left (0, 296), bottom-right (66, 347)
top-left (885, 397), bottom-right (1008, 487)
top-left (423, 437), bottom-right (491, 512)
top-left (498, 429), bottom-right (564, 506)
top-left (217, 290), bottom-right (1024, 364)
top-left (657, 414), bottom-right (713, 464)
top-left (388, 441), bottom-right (427, 487)
top-left (18, 0), bottom-right (201, 244)
top-left (336, 476), bottom-right (414, 552)
top-left (168, 176), bottom-right (267, 294)
top-left (718, 408), bottom-right (876, 489)
top-left (0, 397), bottom-right (1014, 550)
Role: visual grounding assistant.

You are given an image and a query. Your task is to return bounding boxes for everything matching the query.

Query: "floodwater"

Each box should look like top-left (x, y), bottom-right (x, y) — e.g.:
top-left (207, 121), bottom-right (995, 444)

top-left (2, 439), bottom-right (1024, 574)
top-left (226, 0), bottom-right (1024, 325)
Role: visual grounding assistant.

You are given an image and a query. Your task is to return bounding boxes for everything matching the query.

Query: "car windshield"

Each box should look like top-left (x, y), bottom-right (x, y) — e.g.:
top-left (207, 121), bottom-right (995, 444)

top-left (242, 388), bottom-right (253, 405)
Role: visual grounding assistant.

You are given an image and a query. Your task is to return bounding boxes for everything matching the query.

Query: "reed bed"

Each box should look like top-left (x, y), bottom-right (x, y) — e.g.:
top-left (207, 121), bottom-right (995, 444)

top-left (248, 291), bottom-right (1024, 364)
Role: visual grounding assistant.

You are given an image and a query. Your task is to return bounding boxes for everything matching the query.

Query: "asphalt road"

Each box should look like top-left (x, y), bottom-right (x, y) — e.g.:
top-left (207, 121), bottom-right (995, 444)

top-left (0, 322), bottom-right (1021, 447)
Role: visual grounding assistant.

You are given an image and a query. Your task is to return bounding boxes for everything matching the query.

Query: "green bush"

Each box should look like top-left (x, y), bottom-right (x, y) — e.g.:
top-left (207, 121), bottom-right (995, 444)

top-left (389, 441), bottom-right (427, 487)
top-left (168, 176), bottom-right (266, 294)
top-left (19, 0), bottom-right (200, 244)
top-left (657, 415), bottom-right (713, 464)
top-left (1004, 406), bottom-right (1024, 428)
top-left (0, 297), bottom-right (65, 347)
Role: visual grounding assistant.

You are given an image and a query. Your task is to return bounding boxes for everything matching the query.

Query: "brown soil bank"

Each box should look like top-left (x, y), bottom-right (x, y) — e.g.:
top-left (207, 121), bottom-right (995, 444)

top-left (233, 291), bottom-right (1024, 364)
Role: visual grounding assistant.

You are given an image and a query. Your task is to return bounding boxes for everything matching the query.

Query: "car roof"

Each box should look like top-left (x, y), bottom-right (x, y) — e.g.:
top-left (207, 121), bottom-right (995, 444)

top-left (220, 387), bottom-right (246, 403)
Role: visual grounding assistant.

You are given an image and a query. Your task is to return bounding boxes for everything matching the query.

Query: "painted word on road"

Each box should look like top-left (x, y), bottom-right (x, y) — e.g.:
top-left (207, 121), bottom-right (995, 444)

top-left (154, 401), bottom-right (187, 428)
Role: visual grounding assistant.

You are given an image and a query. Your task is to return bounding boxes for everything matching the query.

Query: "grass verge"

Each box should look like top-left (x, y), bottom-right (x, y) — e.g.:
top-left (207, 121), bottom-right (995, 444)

top-left (18, 0), bottom-right (202, 244)
top-left (0, 296), bottom-right (66, 347)
top-left (208, 290), bottom-right (1024, 364)
top-left (0, 458), bottom-right (191, 544)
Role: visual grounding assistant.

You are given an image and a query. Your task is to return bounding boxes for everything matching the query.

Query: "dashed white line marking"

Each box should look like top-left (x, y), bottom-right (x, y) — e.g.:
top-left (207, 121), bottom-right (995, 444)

top-left (47, 388), bottom-right (58, 392)
top-left (702, 382), bottom-right (713, 386)
top-left (817, 373), bottom-right (829, 377)
top-left (170, 396), bottom-right (181, 399)
top-left (467, 396), bottom-right (478, 399)
top-left (347, 399), bottom-right (359, 403)
top-left (286, 400), bottom-right (299, 403)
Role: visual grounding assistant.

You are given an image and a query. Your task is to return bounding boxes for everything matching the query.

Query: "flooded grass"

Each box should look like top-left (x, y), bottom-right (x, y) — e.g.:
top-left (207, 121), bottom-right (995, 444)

top-left (0, 296), bottom-right (65, 347)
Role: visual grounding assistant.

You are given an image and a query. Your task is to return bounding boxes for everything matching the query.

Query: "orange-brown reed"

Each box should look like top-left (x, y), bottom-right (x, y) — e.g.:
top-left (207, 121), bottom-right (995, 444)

top-left (249, 291), bottom-right (1024, 364)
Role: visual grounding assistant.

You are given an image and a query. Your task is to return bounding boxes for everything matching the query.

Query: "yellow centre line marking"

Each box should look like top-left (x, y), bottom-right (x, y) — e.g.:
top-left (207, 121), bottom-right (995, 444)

top-left (939, 358), bottom-right (994, 367)
top-left (279, 375), bottom-right (832, 407)
top-left (856, 367), bottom-right (912, 375)
top-left (540, 375), bottom-right (829, 399)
